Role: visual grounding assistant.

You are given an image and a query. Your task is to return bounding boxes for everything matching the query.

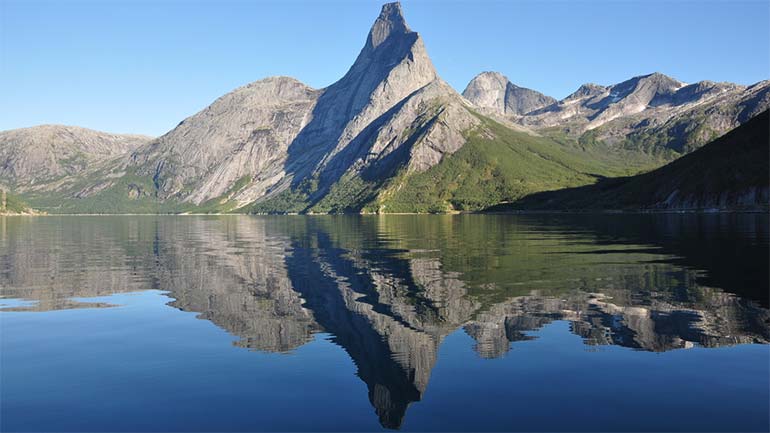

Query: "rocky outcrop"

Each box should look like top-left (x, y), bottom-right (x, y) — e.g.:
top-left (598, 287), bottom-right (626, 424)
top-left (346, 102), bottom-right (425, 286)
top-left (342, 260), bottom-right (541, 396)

top-left (462, 71), bottom-right (556, 116)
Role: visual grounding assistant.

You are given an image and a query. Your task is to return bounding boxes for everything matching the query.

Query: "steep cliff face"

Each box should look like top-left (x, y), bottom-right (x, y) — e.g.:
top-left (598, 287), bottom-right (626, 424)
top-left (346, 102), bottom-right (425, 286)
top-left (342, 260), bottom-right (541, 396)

top-left (0, 125), bottom-right (150, 189)
top-left (126, 2), bottom-right (455, 209)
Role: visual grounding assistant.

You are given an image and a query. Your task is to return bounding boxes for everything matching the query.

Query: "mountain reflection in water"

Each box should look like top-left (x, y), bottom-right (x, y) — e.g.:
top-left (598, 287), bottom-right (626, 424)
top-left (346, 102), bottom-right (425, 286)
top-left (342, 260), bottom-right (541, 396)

top-left (1, 214), bottom-right (768, 429)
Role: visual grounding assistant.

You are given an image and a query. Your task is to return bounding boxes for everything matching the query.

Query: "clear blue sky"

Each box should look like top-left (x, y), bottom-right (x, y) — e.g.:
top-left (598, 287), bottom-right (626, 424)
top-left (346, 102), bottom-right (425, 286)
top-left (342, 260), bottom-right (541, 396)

top-left (2, 0), bottom-right (768, 136)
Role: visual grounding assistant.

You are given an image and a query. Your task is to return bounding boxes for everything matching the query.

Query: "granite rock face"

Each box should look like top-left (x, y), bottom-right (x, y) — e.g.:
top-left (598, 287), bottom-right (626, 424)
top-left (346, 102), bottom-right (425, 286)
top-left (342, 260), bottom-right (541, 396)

top-left (462, 71), bottom-right (556, 116)
top-left (130, 76), bottom-right (320, 204)
top-left (0, 125), bottom-right (150, 189)
top-left (125, 2), bottom-right (476, 208)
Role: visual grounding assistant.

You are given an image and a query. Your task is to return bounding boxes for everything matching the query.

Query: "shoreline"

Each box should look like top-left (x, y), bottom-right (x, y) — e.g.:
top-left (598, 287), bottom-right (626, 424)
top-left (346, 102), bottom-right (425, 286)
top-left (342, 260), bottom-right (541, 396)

top-left (2, 209), bottom-right (768, 217)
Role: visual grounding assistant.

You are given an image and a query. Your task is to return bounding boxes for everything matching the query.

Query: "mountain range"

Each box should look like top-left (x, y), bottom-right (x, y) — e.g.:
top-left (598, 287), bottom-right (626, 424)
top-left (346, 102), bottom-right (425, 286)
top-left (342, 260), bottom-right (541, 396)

top-left (1, 2), bottom-right (767, 214)
top-left (493, 110), bottom-right (769, 211)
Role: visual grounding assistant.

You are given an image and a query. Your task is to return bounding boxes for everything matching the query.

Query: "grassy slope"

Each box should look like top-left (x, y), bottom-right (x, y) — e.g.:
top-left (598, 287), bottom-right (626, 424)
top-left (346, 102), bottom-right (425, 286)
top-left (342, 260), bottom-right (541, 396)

top-left (494, 110), bottom-right (769, 211)
top-left (370, 116), bottom-right (660, 213)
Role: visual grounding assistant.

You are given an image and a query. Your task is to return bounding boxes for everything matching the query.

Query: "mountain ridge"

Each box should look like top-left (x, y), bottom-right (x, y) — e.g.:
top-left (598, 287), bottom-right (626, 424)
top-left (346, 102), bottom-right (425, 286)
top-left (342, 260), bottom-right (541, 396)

top-left (491, 109), bottom-right (770, 212)
top-left (0, 2), bottom-right (767, 214)
top-left (0, 125), bottom-right (152, 190)
top-left (469, 70), bottom-right (768, 155)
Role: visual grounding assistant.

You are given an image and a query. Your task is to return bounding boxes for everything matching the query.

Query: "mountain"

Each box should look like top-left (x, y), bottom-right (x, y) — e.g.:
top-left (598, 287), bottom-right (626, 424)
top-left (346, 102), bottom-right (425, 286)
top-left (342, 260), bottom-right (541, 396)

top-left (466, 71), bottom-right (770, 156)
top-left (462, 71), bottom-right (556, 115)
top-left (20, 2), bottom-right (650, 214)
top-left (0, 2), bottom-right (766, 214)
top-left (127, 2), bottom-right (444, 207)
top-left (495, 109), bottom-right (769, 211)
top-left (0, 125), bottom-right (151, 190)
top-left (106, 2), bottom-right (461, 211)
top-left (529, 72), bottom-right (687, 128)
top-left (130, 76), bottom-right (321, 205)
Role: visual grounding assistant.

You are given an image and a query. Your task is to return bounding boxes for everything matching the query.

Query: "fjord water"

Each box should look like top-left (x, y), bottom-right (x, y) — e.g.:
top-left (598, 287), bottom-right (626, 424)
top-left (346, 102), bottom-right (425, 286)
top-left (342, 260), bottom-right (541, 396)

top-left (1, 215), bottom-right (768, 432)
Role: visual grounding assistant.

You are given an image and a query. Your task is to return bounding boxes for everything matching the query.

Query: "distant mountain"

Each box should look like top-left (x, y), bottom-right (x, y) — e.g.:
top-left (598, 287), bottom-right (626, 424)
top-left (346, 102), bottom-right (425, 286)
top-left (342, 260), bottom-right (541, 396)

top-left (531, 72), bottom-right (688, 127)
top-left (495, 109), bottom-right (769, 211)
top-left (0, 125), bottom-right (151, 189)
top-left (462, 71), bottom-right (556, 115)
top-left (466, 71), bottom-right (770, 156)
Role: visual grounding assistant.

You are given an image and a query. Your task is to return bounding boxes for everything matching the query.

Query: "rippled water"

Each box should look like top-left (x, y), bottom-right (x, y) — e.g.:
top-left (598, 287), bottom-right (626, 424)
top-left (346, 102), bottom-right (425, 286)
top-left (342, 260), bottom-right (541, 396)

top-left (1, 214), bottom-right (768, 432)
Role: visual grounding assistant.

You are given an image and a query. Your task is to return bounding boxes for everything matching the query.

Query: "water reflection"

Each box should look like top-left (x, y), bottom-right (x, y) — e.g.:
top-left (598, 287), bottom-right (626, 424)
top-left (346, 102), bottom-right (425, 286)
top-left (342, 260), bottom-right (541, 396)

top-left (1, 214), bottom-right (768, 429)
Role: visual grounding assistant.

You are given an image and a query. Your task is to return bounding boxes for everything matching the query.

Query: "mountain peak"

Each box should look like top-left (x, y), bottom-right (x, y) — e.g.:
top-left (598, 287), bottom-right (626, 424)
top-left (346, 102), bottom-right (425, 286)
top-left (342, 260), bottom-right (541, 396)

top-left (566, 83), bottom-right (607, 100)
top-left (638, 72), bottom-right (684, 87)
top-left (369, 2), bottom-right (410, 48)
top-left (464, 71), bottom-right (556, 115)
top-left (475, 71), bottom-right (508, 81)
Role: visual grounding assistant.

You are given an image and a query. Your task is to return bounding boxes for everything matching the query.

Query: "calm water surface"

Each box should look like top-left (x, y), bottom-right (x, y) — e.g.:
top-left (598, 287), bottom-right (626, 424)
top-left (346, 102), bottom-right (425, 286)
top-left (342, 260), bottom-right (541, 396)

top-left (1, 214), bottom-right (768, 432)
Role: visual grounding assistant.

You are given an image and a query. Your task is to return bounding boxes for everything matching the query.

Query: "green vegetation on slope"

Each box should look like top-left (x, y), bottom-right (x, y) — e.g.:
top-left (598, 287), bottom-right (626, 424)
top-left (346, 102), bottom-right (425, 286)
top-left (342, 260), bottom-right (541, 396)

top-left (1, 190), bottom-right (33, 214)
top-left (23, 168), bottom-right (188, 214)
top-left (371, 116), bottom-right (658, 213)
top-left (15, 110), bottom-right (691, 215)
top-left (495, 110), bottom-right (770, 211)
top-left (308, 173), bottom-right (384, 214)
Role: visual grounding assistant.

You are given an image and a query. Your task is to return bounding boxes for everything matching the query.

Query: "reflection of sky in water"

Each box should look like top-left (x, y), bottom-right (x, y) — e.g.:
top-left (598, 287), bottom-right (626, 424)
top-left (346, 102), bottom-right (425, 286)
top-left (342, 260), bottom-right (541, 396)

top-left (0, 298), bottom-right (37, 309)
top-left (1, 215), bottom-right (768, 431)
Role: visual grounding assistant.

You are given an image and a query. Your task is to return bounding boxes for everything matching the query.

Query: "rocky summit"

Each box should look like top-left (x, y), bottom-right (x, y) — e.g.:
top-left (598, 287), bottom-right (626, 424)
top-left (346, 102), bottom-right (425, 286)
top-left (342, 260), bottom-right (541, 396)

top-left (0, 2), bottom-right (767, 214)
top-left (468, 71), bottom-right (770, 154)
top-left (462, 71), bottom-right (556, 116)
top-left (128, 1), bottom-right (476, 210)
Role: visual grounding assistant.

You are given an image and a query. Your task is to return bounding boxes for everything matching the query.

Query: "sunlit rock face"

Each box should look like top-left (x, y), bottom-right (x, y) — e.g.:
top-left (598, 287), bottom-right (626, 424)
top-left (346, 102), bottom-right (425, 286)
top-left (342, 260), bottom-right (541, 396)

top-left (130, 77), bottom-right (321, 205)
top-left (0, 125), bottom-right (151, 191)
top-left (118, 1), bottom-right (481, 209)
top-left (462, 71), bottom-right (556, 116)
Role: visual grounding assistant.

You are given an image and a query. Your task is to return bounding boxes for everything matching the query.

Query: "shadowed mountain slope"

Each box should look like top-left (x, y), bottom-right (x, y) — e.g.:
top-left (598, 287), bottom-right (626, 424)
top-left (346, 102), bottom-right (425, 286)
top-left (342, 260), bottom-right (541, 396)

top-left (494, 110), bottom-right (769, 211)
